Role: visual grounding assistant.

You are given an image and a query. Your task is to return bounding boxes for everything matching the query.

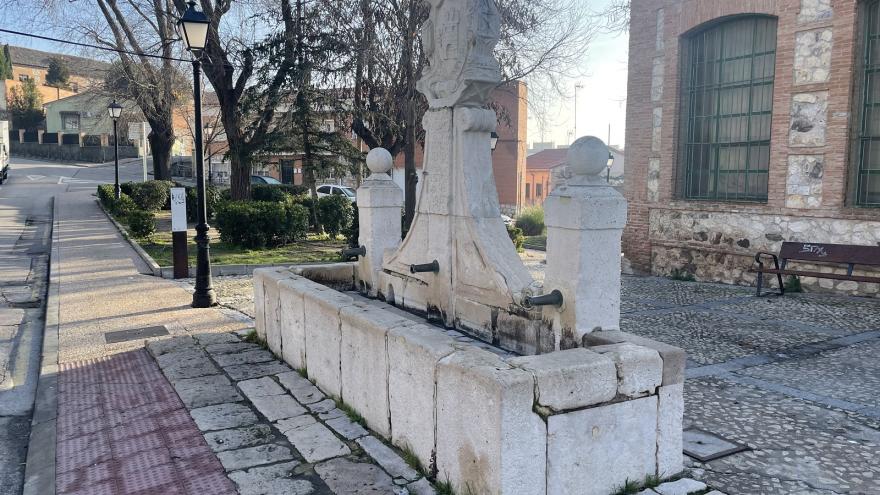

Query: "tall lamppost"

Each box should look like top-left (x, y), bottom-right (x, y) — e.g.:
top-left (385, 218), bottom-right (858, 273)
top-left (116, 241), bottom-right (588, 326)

top-left (108, 100), bottom-right (122, 199)
top-left (178, 0), bottom-right (216, 308)
top-left (204, 123), bottom-right (213, 185)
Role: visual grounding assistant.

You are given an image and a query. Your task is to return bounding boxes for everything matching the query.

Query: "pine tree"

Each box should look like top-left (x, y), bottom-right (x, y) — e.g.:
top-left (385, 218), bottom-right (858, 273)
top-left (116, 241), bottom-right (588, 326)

top-left (0, 46), bottom-right (12, 80)
top-left (9, 78), bottom-right (44, 130)
top-left (46, 57), bottom-right (71, 89)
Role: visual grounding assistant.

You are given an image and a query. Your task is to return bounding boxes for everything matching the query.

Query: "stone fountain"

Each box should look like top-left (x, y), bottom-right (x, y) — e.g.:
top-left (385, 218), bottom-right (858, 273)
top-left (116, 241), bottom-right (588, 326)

top-left (253, 0), bottom-right (684, 492)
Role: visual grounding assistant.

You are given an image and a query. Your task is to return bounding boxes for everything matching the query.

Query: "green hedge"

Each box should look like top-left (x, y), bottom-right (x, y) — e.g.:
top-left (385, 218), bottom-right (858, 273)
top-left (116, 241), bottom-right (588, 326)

top-left (214, 200), bottom-right (309, 248)
top-left (127, 210), bottom-right (156, 238)
top-left (316, 195), bottom-right (353, 238)
top-left (251, 184), bottom-right (310, 202)
top-left (98, 184), bottom-right (138, 217)
top-left (515, 206), bottom-right (545, 236)
top-left (129, 181), bottom-right (169, 211)
top-left (186, 185), bottom-right (221, 222)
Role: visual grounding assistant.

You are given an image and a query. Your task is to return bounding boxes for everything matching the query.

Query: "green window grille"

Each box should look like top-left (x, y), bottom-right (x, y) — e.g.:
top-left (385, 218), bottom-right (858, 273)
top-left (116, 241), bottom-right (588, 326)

top-left (678, 16), bottom-right (777, 201)
top-left (857, 1), bottom-right (880, 206)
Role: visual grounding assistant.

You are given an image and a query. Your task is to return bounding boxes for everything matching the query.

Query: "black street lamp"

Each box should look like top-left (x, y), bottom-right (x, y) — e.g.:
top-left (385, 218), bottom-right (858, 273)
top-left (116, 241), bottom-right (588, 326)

top-left (178, 0), bottom-right (216, 308)
top-left (204, 123), bottom-right (213, 186)
top-left (490, 131), bottom-right (499, 152)
top-left (606, 151), bottom-right (615, 184)
top-left (108, 100), bottom-right (123, 199)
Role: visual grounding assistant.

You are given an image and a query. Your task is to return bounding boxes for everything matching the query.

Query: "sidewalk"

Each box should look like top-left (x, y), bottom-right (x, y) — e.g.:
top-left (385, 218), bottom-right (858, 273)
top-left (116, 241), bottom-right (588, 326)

top-left (39, 188), bottom-right (250, 494)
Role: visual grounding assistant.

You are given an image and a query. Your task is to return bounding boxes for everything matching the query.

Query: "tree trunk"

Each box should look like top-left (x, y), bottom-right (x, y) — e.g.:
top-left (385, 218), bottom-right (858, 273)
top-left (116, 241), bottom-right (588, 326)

top-left (148, 130), bottom-right (172, 181)
top-left (229, 147), bottom-right (252, 201)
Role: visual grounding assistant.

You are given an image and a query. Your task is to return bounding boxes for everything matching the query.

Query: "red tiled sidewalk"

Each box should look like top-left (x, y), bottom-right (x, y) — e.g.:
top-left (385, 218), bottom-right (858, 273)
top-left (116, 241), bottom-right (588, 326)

top-left (56, 349), bottom-right (236, 495)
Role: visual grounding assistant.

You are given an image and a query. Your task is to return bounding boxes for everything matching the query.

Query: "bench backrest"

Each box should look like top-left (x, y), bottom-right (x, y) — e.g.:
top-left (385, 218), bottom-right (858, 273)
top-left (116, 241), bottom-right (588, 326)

top-left (779, 242), bottom-right (880, 266)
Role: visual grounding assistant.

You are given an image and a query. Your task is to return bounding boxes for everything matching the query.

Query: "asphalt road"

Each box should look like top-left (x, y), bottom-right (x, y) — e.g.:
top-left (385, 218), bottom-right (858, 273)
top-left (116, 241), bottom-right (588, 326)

top-left (0, 156), bottom-right (146, 495)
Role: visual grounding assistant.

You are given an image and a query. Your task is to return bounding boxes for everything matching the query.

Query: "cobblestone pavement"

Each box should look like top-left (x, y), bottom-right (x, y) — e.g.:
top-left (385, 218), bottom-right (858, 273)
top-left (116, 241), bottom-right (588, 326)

top-left (146, 331), bottom-right (437, 495)
top-left (208, 271), bottom-right (880, 495)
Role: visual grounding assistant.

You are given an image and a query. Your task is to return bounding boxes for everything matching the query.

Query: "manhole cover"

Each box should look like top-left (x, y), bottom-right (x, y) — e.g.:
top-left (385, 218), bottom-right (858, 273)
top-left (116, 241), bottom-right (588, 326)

top-left (105, 325), bottom-right (170, 343)
top-left (683, 427), bottom-right (749, 462)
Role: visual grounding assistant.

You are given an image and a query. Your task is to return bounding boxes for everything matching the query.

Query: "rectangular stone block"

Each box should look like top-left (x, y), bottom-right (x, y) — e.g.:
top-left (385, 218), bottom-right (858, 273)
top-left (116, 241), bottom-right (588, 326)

top-left (436, 348), bottom-right (546, 495)
top-left (583, 330), bottom-right (685, 385)
top-left (340, 304), bottom-right (411, 438)
top-left (303, 288), bottom-right (354, 399)
top-left (657, 383), bottom-right (684, 477)
top-left (261, 272), bottom-right (284, 357)
top-left (278, 278), bottom-right (307, 370)
top-left (253, 270), bottom-right (267, 340)
top-left (547, 396), bottom-right (658, 495)
top-left (507, 348), bottom-right (617, 412)
top-left (590, 343), bottom-right (663, 397)
top-left (387, 324), bottom-right (457, 468)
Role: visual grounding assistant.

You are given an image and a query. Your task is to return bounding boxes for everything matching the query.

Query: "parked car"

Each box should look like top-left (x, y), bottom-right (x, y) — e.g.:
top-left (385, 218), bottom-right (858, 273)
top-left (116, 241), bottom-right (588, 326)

top-left (316, 184), bottom-right (356, 203)
top-left (251, 175), bottom-right (282, 185)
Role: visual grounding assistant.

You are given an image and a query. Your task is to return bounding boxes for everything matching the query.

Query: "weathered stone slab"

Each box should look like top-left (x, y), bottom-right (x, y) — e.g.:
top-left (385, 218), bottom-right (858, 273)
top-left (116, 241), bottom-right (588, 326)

top-left (657, 384), bottom-right (684, 477)
top-left (224, 362), bottom-right (291, 382)
top-left (250, 394), bottom-right (307, 422)
top-left (387, 324), bottom-right (456, 466)
top-left (172, 374), bottom-right (242, 408)
top-left (217, 443), bottom-right (295, 471)
top-left (147, 335), bottom-right (197, 357)
top-left (238, 376), bottom-right (286, 400)
top-left (790, 91), bottom-right (828, 147)
top-left (547, 396), bottom-right (658, 495)
top-left (436, 348), bottom-right (546, 495)
top-left (356, 436), bottom-right (420, 482)
top-left (325, 416), bottom-right (368, 440)
top-left (203, 425), bottom-right (276, 453)
top-left (315, 458), bottom-right (398, 495)
top-left (307, 398), bottom-right (336, 414)
top-left (214, 350), bottom-right (276, 367)
top-left (155, 347), bottom-right (207, 369)
top-left (278, 278), bottom-right (307, 369)
top-left (277, 415), bottom-right (351, 463)
top-left (193, 332), bottom-right (241, 346)
top-left (341, 304), bottom-right (407, 437)
top-left (507, 348), bottom-right (617, 411)
top-left (304, 288), bottom-right (354, 398)
top-left (583, 330), bottom-right (685, 386)
top-left (654, 478), bottom-right (707, 495)
top-left (276, 371), bottom-right (324, 405)
top-left (591, 343), bottom-right (663, 397)
top-left (190, 403), bottom-right (259, 432)
top-left (205, 342), bottom-right (260, 355)
top-left (228, 461), bottom-right (314, 495)
top-left (161, 355), bottom-right (220, 381)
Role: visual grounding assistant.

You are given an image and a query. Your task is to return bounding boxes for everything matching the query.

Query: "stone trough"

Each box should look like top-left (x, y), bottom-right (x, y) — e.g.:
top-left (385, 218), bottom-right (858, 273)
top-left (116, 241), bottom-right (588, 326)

top-left (254, 264), bottom-right (684, 495)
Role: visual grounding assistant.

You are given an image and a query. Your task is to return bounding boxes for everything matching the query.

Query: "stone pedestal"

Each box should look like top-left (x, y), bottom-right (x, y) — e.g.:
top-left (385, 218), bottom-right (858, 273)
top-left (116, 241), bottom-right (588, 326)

top-left (356, 148), bottom-right (403, 297)
top-left (543, 137), bottom-right (627, 347)
top-left (380, 108), bottom-right (534, 335)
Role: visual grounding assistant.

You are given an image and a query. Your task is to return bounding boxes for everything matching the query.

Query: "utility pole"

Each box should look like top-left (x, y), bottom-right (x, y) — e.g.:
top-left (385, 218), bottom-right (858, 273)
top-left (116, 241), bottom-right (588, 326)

top-left (574, 82), bottom-right (584, 140)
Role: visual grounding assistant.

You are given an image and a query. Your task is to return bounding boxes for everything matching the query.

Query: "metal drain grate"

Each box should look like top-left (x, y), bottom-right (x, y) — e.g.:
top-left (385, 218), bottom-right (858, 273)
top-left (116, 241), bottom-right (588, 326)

top-left (683, 427), bottom-right (750, 462)
top-left (105, 325), bottom-right (170, 343)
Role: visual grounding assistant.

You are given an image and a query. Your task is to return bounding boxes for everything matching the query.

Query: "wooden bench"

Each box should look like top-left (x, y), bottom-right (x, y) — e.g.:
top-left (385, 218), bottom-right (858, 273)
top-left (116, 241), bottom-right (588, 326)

top-left (752, 242), bottom-right (880, 296)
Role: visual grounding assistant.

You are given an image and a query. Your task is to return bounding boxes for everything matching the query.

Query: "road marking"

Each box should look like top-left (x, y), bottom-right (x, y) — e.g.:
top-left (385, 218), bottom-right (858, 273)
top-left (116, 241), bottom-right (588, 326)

top-left (26, 175), bottom-right (46, 181)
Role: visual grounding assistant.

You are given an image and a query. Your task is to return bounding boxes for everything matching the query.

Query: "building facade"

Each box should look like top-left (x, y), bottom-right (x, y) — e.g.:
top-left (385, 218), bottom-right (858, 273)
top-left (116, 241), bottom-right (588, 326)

top-left (1, 45), bottom-right (109, 110)
top-left (624, 0), bottom-right (880, 295)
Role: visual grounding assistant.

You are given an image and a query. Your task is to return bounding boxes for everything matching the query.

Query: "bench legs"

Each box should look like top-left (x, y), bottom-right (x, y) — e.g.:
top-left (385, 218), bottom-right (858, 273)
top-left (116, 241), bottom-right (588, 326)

top-left (755, 252), bottom-right (785, 297)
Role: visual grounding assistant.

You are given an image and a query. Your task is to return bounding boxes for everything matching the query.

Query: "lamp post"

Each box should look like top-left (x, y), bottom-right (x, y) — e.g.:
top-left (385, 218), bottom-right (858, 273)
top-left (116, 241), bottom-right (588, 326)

top-left (490, 131), bottom-right (499, 152)
top-left (606, 151), bottom-right (615, 184)
top-left (178, 0), bottom-right (216, 308)
top-left (108, 100), bottom-right (122, 199)
top-left (204, 123), bottom-right (213, 185)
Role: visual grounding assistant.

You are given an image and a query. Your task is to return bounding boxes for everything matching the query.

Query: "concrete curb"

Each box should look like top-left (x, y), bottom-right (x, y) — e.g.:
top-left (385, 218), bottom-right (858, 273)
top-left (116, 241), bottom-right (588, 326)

top-left (22, 196), bottom-right (59, 495)
top-left (96, 198), bottom-right (346, 279)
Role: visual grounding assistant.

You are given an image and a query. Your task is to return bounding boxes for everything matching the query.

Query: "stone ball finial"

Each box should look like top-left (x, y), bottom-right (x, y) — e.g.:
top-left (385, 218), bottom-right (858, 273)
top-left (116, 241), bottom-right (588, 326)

top-left (567, 136), bottom-right (609, 176)
top-left (366, 147), bottom-right (393, 174)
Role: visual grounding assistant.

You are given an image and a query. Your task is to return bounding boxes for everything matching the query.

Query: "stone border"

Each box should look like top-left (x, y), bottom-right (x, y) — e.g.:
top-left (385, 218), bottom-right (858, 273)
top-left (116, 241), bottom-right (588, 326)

top-left (256, 267), bottom-right (687, 495)
top-left (96, 198), bottom-right (356, 281)
top-left (22, 197), bottom-right (59, 495)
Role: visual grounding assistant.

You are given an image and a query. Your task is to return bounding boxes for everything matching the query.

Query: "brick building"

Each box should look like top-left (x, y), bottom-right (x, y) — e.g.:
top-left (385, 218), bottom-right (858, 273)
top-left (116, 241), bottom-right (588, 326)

top-left (1, 45), bottom-right (110, 110)
top-left (624, 0), bottom-right (880, 295)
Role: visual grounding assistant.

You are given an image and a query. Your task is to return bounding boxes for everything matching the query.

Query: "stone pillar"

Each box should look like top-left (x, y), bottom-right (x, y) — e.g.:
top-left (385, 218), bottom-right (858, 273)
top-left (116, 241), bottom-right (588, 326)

top-left (543, 136), bottom-right (627, 348)
top-left (356, 148), bottom-right (403, 298)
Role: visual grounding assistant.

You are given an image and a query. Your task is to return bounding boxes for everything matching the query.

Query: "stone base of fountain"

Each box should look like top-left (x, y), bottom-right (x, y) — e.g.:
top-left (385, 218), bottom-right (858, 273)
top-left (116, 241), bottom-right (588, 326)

top-left (254, 265), bottom-right (684, 495)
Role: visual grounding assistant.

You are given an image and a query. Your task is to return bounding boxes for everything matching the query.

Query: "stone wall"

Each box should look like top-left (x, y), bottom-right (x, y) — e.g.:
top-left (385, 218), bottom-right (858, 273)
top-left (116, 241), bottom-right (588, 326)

top-left (11, 141), bottom-right (139, 163)
top-left (623, 0), bottom-right (879, 296)
top-left (649, 208), bottom-right (880, 296)
top-left (254, 267), bottom-right (686, 495)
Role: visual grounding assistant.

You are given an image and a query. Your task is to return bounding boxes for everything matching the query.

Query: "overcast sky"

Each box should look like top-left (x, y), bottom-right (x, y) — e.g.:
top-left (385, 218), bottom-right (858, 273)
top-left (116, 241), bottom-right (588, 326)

top-left (528, 27), bottom-right (629, 149)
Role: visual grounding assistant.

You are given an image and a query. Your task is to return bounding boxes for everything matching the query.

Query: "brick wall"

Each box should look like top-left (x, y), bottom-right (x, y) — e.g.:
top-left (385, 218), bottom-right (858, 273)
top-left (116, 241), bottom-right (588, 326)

top-left (625, 0), bottom-right (880, 296)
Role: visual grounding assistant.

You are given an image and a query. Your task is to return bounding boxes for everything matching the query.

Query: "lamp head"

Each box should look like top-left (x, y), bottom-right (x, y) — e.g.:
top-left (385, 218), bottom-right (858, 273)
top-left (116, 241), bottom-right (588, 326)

top-left (107, 100), bottom-right (123, 120)
top-left (178, 1), bottom-right (209, 54)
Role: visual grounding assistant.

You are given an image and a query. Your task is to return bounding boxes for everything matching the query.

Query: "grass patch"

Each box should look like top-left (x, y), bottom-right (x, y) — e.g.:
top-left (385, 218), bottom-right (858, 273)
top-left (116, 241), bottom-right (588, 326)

top-left (613, 474), bottom-right (668, 495)
top-left (435, 479), bottom-right (455, 495)
top-left (242, 329), bottom-right (268, 350)
top-left (116, 210), bottom-right (346, 266)
top-left (295, 367), bottom-right (309, 379)
top-left (332, 397), bottom-right (366, 427)
top-left (399, 444), bottom-right (426, 477)
top-left (522, 235), bottom-right (546, 251)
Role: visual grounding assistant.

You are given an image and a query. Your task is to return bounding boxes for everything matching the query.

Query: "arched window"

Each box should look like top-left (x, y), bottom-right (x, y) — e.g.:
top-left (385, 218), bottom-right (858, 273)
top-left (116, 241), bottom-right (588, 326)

top-left (678, 16), bottom-right (777, 201)
top-left (856, 1), bottom-right (880, 206)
